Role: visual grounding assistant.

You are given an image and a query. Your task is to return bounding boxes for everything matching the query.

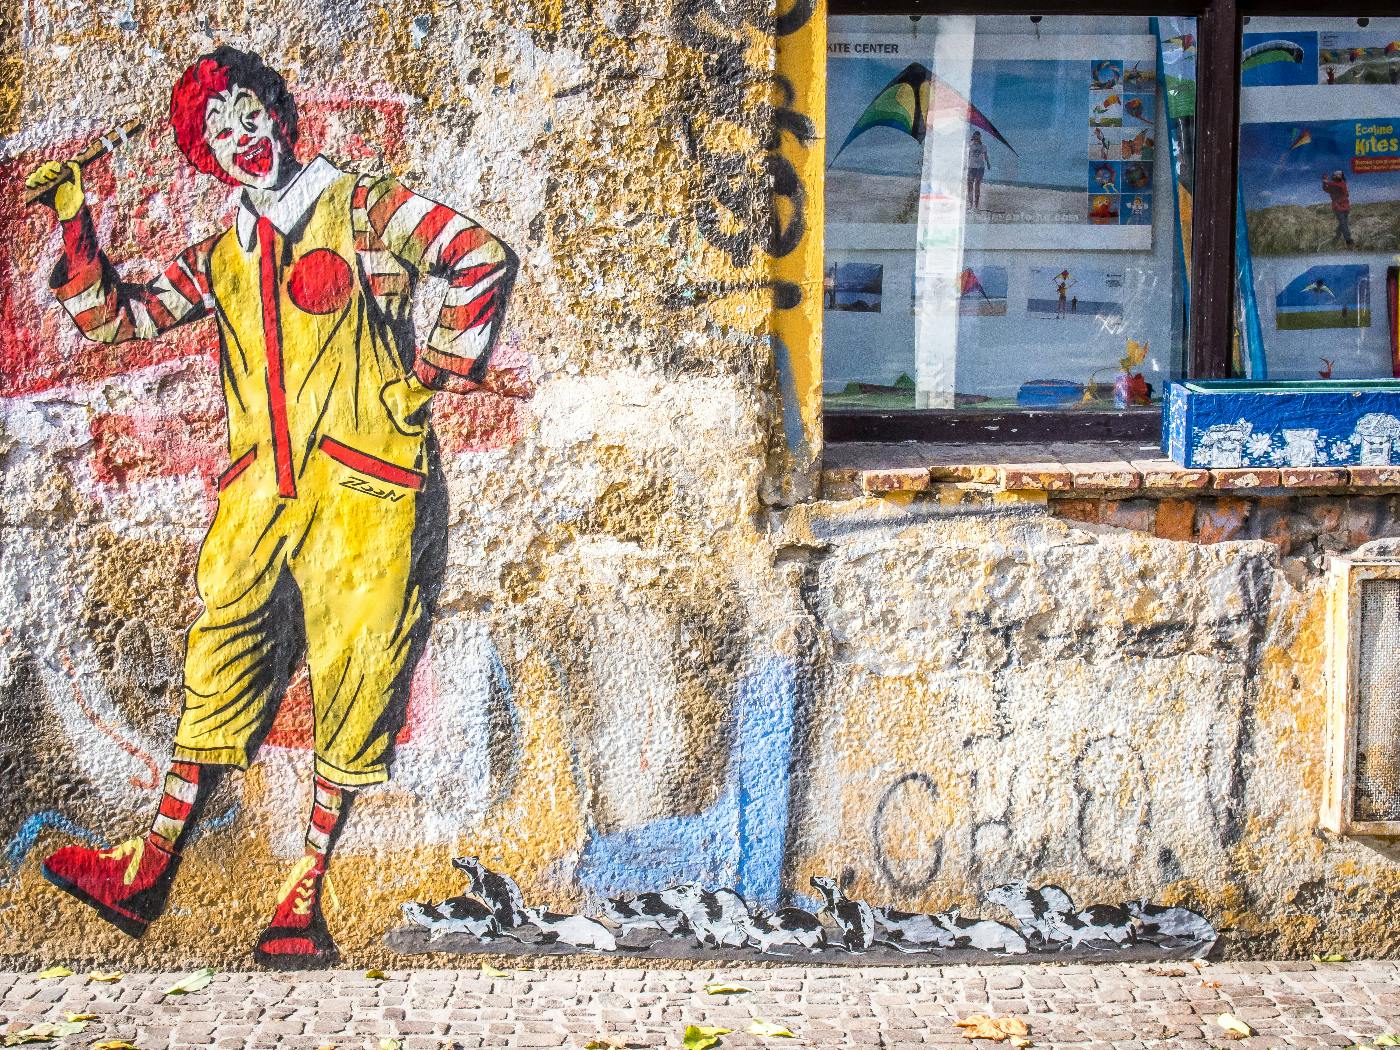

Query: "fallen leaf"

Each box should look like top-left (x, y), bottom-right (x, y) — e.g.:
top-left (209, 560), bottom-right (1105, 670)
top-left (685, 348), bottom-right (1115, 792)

top-left (1217, 1013), bottom-right (1254, 1039)
top-left (51, 1021), bottom-right (86, 1037)
top-left (64, 1015), bottom-right (97, 1023)
top-left (87, 972), bottom-right (123, 983)
top-left (747, 1020), bottom-right (795, 1038)
top-left (1145, 967), bottom-right (1188, 977)
top-left (480, 964), bottom-right (511, 979)
top-left (36, 966), bottom-right (72, 980)
top-left (682, 1025), bottom-right (732, 1050)
top-left (954, 1015), bottom-right (1031, 1042)
top-left (379, 1040), bottom-right (400, 1050)
top-left (583, 1040), bottom-right (630, 1050)
top-left (4, 1022), bottom-right (60, 1045)
top-left (92, 1042), bottom-right (141, 1050)
top-left (1377, 1038), bottom-right (1400, 1048)
top-left (1009, 1039), bottom-right (1032, 1049)
top-left (1201, 979), bottom-right (1222, 989)
top-left (704, 982), bottom-right (750, 995)
top-left (1313, 952), bottom-right (1347, 963)
top-left (365, 969), bottom-right (389, 981)
top-left (163, 967), bottom-right (215, 996)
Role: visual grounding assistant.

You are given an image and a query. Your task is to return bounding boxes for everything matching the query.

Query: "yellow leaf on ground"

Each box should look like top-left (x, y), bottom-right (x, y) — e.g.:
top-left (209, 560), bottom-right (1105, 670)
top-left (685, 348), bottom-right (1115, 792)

top-left (64, 1015), bottom-right (97, 1023)
top-left (379, 1040), bottom-right (400, 1050)
top-left (163, 967), bottom-right (215, 996)
top-left (747, 1020), bottom-right (795, 1038)
top-left (583, 1040), bottom-right (630, 1049)
top-left (1312, 952), bottom-right (1346, 963)
top-left (682, 1025), bottom-right (733, 1050)
top-left (87, 972), bottom-right (123, 983)
top-left (480, 964), bottom-right (511, 979)
top-left (365, 969), bottom-right (389, 981)
top-left (954, 1015), bottom-right (1032, 1042)
top-left (4, 1021), bottom-right (60, 1044)
top-left (36, 966), bottom-right (72, 980)
top-left (1217, 1013), bottom-right (1254, 1038)
top-left (92, 1042), bottom-right (142, 1050)
top-left (1376, 1036), bottom-right (1400, 1047)
top-left (704, 982), bottom-right (750, 995)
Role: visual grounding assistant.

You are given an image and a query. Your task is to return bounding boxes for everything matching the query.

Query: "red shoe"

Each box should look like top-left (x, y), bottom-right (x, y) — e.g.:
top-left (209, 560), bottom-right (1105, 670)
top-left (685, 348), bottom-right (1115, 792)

top-left (41, 836), bottom-right (178, 938)
top-left (253, 855), bottom-right (339, 969)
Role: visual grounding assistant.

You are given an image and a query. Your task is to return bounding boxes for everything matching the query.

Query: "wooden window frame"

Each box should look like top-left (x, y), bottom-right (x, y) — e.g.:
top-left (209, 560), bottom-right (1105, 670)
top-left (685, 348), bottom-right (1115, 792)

top-left (823, 0), bottom-right (1395, 444)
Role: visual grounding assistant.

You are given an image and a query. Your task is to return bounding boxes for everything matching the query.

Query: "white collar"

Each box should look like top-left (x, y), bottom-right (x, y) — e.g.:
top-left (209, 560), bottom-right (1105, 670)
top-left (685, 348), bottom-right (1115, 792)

top-left (234, 156), bottom-right (343, 251)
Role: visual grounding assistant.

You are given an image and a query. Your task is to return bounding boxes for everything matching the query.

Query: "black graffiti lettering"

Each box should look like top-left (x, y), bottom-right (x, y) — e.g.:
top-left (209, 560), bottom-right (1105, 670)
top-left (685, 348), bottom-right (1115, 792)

top-left (340, 477), bottom-right (405, 502)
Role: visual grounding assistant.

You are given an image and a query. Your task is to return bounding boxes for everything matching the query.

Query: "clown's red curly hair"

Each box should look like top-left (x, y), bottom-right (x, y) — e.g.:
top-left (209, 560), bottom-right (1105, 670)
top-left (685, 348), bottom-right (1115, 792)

top-left (169, 46), bottom-right (298, 184)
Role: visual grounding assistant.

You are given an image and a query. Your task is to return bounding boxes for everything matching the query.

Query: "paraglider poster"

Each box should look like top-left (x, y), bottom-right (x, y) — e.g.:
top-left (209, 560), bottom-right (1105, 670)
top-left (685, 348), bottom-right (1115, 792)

top-left (825, 32), bottom-right (1157, 250)
top-left (1238, 118), bottom-right (1400, 255)
top-left (1241, 33), bottom-right (1319, 88)
top-left (1275, 265), bottom-right (1371, 330)
top-left (1025, 267), bottom-right (1125, 322)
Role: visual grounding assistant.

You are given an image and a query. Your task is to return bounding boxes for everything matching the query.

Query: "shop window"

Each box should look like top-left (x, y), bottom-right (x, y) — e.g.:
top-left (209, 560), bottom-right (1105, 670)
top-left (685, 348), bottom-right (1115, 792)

top-left (824, 13), bottom-right (1196, 436)
top-left (823, 0), bottom-right (1398, 446)
top-left (1236, 16), bottom-right (1400, 383)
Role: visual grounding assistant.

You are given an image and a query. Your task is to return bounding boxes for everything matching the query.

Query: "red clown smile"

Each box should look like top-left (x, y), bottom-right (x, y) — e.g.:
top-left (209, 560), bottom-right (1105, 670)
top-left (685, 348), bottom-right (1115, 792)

top-left (235, 137), bottom-right (273, 177)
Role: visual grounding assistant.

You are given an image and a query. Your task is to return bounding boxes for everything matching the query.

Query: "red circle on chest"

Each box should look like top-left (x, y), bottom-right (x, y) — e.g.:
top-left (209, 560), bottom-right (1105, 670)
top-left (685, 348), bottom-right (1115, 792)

top-left (287, 249), bottom-right (354, 315)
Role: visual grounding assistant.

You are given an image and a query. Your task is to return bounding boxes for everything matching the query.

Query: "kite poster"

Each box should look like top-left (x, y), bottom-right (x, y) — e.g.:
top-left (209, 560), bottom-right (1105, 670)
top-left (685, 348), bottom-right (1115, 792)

top-left (1318, 32), bottom-right (1400, 86)
top-left (1274, 264), bottom-right (1370, 330)
top-left (1241, 33), bottom-right (1318, 88)
top-left (825, 32), bottom-right (1157, 249)
top-left (957, 265), bottom-right (1009, 315)
top-left (1238, 117), bottom-right (1400, 254)
top-left (1025, 267), bottom-right (1125, 321)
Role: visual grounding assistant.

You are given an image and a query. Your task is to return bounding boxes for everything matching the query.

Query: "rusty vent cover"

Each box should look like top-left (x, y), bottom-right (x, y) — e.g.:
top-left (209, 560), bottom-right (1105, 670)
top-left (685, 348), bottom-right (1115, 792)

top-left (1354, 577), bottom-right (1400, 822)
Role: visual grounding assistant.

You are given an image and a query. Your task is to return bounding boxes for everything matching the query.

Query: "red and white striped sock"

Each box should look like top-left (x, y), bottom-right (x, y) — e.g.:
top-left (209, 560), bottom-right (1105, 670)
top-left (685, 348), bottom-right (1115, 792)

top-left (147, 762), bottom-right (203, 854)
top-left (305, 776), bottom-right (345, 860)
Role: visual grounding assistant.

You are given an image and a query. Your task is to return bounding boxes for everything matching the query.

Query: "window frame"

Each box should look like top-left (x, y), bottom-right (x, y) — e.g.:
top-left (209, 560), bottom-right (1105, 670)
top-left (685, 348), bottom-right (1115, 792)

top-left (823, 0), bottom-right (1396, 444)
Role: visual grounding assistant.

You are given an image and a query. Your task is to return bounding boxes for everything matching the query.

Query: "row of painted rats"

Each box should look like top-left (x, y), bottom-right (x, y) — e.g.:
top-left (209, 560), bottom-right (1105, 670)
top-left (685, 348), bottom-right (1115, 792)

top-left (401, 861), bottom-right (1215, 957)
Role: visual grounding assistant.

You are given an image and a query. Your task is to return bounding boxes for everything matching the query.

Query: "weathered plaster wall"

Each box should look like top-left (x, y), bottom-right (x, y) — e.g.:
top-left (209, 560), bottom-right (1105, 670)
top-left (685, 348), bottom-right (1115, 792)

top-left (0, 0), bottom-right (1393, 970)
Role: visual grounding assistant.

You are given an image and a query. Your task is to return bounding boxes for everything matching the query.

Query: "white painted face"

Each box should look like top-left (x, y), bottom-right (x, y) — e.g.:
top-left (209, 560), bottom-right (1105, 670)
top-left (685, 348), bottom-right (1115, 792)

top-left (203, 86), bottom-right (285, 188)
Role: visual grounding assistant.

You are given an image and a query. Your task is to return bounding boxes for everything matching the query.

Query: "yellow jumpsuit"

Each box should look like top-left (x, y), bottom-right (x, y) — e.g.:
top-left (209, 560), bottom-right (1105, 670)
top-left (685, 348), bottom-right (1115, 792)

top-left (172, 171), bottom-right (439, 787)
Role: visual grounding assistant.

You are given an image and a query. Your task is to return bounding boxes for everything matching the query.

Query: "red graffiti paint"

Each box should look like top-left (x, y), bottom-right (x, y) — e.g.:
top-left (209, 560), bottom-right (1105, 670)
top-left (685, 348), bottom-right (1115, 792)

top-left (89, 410), bottom-right (225, 486)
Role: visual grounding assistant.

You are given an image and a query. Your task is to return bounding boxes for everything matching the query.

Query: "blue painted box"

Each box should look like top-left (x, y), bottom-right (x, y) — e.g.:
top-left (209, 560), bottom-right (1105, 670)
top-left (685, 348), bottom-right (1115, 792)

top-left (1164, 379), bottom-right (1400, 469)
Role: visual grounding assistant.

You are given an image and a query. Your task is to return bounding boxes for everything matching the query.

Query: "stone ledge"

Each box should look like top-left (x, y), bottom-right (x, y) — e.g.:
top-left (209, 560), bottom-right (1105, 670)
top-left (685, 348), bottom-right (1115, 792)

top-left (821, 441), bottom-right (1400, 499)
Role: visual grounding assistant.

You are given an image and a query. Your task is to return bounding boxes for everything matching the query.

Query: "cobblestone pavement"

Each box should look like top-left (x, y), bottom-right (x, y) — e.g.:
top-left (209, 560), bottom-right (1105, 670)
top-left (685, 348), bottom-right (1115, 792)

top-left (3, 961), bottom-right (1399, 1049)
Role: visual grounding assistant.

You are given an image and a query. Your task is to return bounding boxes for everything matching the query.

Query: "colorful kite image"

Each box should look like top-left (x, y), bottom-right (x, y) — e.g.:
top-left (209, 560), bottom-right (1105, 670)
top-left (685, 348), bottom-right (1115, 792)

top-left (830, 62), bottom-right (1016, 165)
top-left (1317, 32), bottom-right (1400, 85)
top-left (1241, 32), bottom-right (1317, 87)
top-left (1290, 127), bottom-right (1312, 150)
top-left (1124, 96), bottom-right (1151, 124)
top-left (1243, 38), bottom-right (1305, 71)
top-left (1092, 60), bottom-right (1122, 89)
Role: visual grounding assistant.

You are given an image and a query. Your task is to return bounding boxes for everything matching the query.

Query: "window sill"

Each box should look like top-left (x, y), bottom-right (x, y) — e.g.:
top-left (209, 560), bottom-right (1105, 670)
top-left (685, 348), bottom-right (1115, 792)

top-left (821, 441), bottom-right (1400, 499)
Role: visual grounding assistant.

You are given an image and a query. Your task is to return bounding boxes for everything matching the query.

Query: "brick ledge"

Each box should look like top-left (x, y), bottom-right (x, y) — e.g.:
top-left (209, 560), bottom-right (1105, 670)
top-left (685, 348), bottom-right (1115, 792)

top-left (821, 441), bottom-right (1400, 499)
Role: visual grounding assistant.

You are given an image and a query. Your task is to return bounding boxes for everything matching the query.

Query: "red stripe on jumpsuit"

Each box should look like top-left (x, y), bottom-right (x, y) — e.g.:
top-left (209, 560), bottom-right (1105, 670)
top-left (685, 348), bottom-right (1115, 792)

top-left (319, 436), bottom-right (425, 491)
top-left (257, 216), bottom-right (297, 498)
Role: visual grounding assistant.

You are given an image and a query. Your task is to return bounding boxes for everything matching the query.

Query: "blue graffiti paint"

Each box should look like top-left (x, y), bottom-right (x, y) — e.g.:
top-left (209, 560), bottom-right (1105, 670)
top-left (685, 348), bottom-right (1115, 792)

top-left (3, 812), bottom-right (107, 881)
top-left (574, 656), bottom-right (799, 907)
top-left (187, 802), bottom-right (241, 844)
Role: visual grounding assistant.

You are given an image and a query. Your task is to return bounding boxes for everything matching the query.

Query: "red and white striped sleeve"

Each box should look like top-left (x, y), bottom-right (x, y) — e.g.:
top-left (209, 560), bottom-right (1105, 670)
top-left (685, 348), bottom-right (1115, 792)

top-left (48, 205), bottom-right (216, 344)
top-left (353, 175), bottom-right (515, 392)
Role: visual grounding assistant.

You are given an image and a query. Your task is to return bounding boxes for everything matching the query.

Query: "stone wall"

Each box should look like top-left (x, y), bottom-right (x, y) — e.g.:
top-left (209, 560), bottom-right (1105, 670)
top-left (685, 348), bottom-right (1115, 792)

top-left (0, 0), bottom-right (1396, 970)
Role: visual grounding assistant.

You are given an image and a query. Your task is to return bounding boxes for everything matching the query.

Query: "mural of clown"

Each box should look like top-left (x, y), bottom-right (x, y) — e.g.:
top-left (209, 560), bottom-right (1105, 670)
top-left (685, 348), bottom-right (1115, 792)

top-left (24, 45), bottom-right (518, 967)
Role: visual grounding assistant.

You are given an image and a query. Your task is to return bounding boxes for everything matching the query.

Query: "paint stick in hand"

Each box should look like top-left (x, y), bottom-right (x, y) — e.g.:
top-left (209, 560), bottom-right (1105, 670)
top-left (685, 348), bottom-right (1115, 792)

top-left (23, 117), bottom-right (145, 206)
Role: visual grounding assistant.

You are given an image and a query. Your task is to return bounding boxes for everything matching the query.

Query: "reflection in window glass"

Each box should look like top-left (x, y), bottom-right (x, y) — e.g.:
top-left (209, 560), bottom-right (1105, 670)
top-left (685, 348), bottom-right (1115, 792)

top-left (1236, 16), bottom-right (1400, 381)
top-left (823, 15), bottom-right (1197, 412)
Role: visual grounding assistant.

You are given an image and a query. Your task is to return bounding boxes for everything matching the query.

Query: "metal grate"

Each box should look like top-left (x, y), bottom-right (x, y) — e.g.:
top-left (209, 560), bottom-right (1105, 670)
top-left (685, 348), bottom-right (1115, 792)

top-left (1355, 578), bottom-right (1400, 822)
